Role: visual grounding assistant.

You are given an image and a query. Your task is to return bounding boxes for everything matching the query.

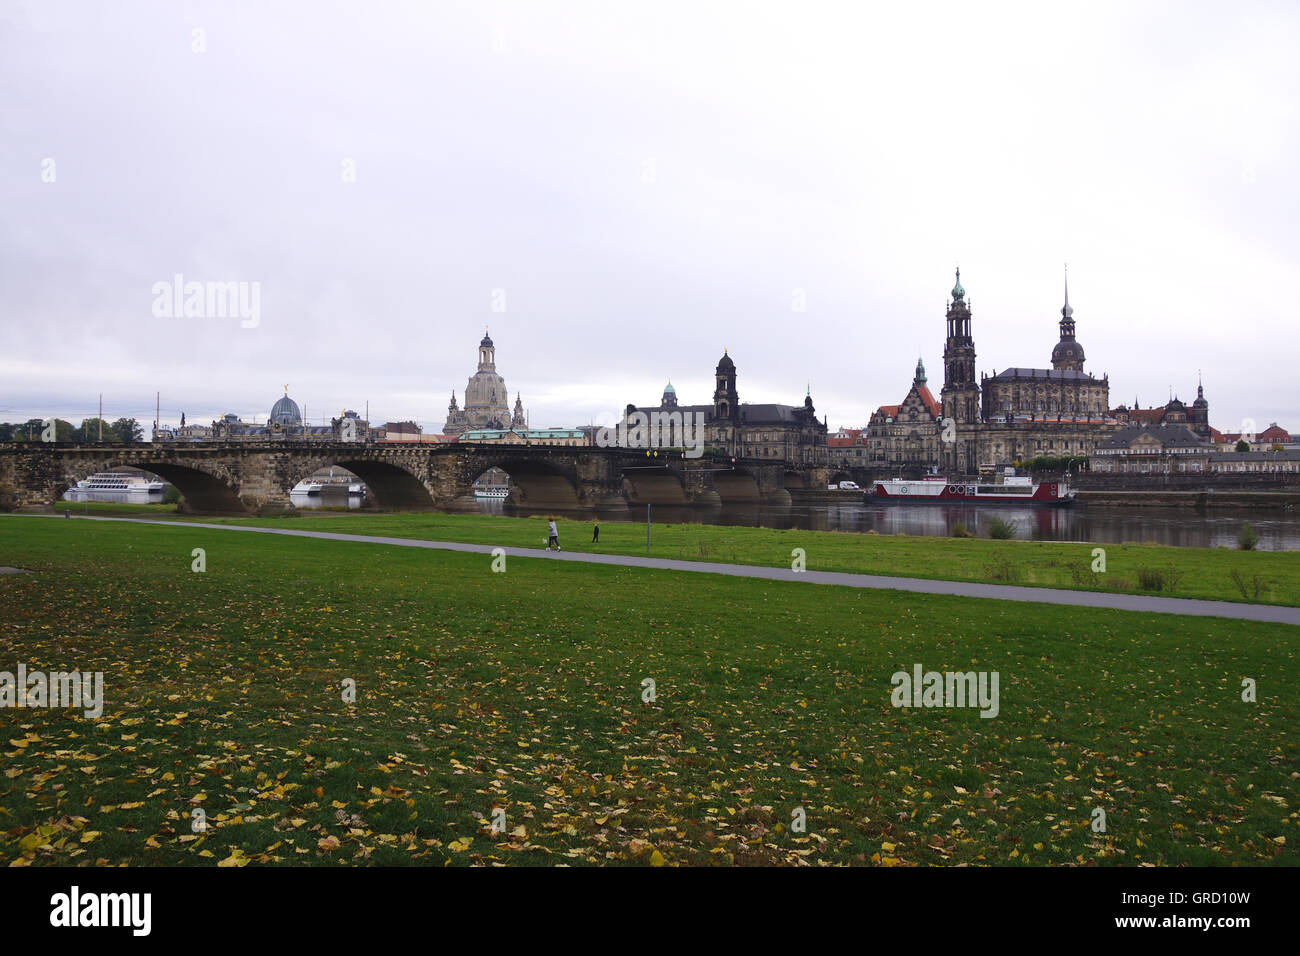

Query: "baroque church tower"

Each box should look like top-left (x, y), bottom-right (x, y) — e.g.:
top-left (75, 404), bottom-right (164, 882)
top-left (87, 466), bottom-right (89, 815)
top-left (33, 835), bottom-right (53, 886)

top-left (443, 329), bottom-right (522, 436)
top-left (712, 350), bottom-right (738, 420)
top-left (940, 269), bottom-right (980, 474)
top-left (1051, 267), bottom-right (1086, 372)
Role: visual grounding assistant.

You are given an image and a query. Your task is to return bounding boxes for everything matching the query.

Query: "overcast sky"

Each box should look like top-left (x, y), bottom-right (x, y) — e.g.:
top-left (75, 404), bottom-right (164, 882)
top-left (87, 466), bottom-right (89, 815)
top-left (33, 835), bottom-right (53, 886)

top-left (2, 0), bottom-right (1296, 436)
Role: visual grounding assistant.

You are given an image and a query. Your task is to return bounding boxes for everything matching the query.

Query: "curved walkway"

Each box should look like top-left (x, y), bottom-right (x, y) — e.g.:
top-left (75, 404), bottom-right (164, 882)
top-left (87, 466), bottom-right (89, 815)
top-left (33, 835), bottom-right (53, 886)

top-left (11, 514), bottom-right (1300, 626)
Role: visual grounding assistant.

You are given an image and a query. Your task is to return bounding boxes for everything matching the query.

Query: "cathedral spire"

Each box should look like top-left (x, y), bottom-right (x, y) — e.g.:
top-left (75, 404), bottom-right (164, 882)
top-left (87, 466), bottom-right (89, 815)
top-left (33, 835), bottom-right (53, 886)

top-left (1051, 264), bottom-right (1085, 371)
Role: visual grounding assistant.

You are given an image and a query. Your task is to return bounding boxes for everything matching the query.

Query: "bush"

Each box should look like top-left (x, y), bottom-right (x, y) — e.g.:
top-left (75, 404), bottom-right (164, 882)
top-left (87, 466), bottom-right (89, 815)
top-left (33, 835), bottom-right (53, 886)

top-left (1135, 565), bottom-right (1186, 593)
top-left (986, 516), bottom-right (1018, 540)
top-left (1020, 455), bottom-right (1090, 474)
top-left (1238, 522), bottom-right (1259, 551)
top-left (1229, 568), bottom-right (1269, 600)
top-left (161, 484), bottom-right (181, 504)
top-left (951, 521), bottom-right (973, 538)
top-left (1136, 567), bottom-right (1166, 591)
top-left (983, 556), bottom-right (1022, 582)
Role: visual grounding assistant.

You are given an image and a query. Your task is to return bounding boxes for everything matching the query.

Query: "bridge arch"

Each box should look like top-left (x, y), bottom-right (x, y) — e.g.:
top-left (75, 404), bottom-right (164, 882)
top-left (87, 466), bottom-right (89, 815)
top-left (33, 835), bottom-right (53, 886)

top-left (323, 458), bottom-right (435, 509)
top-left (712, 465), bottom-right (762, 503)
top-left (63, 459), bottom-right (246, 513)
top-left (620, 464), bottom-right (691, 504)
top-left (465, 453), bottom-right (582, 509)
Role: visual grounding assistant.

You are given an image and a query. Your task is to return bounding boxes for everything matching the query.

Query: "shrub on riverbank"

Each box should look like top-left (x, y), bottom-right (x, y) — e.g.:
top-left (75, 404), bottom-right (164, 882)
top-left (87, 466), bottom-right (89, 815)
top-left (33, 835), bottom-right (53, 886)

top-left (1136, 565), bottom-right (1185, 592)
top-left (986, 516), bottom-right (1018, 539)
top-left (1239, 522), bottom-right (1260, 550)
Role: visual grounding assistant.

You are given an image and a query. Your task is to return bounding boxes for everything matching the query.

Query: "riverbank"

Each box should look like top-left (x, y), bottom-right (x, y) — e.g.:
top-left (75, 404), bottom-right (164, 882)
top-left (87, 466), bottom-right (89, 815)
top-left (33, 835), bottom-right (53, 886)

top-left (46, 508), bottom-right (1296, 607)
top-left (1, 517), bottom-right (1294, 866)
top-left (1077, 489), bottom-right (1300, 510)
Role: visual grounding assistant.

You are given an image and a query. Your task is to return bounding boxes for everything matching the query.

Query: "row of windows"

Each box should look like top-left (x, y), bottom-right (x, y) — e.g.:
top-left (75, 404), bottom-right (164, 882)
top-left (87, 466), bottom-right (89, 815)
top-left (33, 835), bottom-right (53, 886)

top-left (1100, 461), bottom-right (1300, 473)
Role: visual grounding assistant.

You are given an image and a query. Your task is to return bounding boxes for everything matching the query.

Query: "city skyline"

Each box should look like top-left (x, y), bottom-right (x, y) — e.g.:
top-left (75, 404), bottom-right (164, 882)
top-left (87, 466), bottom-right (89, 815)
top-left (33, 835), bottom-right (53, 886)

top-left (2, 277), bottom-right (1283, 439)
top-left (3, 2), bottom-right (1296, 433)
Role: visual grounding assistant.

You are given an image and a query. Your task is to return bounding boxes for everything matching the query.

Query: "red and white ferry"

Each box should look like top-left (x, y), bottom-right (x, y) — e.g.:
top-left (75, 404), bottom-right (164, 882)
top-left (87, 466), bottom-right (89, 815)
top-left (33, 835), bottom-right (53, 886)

top-left (868, 476), bottom-right (1076, 506)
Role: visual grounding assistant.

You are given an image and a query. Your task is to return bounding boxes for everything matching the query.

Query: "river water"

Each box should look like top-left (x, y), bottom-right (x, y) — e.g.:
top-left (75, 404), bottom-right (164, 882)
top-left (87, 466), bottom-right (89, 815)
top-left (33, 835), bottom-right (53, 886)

top-left (479, 498), bottom-right (1300, 551)
top-left (62, 489), bottom-right (1300, 551)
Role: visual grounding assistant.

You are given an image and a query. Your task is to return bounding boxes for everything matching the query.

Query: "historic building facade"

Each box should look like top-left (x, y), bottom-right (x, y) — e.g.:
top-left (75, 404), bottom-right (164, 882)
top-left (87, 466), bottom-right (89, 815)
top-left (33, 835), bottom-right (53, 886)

top-left (1091, 423), bottom-right (1214, 474)
top-left (459, 427), bottom-right (588, 447)
top-left (443, 331), bottom-right (528, 437)
top-left (868, 270), bottom-right (1212, 475)
top-left (1110, 382), bottom-right (1211, 440)
top-left (622, 351), bottom-right (827, 466)
top-left (202, 388), bottom-right (373, 442)
top-left (865, 358), bottom-right (943, 468)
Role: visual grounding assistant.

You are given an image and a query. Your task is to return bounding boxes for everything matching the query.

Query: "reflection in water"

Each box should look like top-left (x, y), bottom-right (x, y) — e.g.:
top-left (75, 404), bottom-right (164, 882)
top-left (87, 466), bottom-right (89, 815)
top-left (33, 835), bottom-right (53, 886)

top-left (63, 488), bottom-right (367, 510)
top-left (64, 489), bottom-right (164, 504)
top-left (486, 499), bottom-right (1300, 551)
top-left (60, 488), bottom-right (1299, 551)
top-left (289, 490), bottom-right (364, 510)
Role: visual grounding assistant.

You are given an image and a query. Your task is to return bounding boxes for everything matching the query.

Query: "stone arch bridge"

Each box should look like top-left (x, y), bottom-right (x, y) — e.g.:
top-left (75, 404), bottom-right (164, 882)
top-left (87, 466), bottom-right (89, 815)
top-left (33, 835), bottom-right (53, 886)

top-left (0, 442), bottom-right (828, 514)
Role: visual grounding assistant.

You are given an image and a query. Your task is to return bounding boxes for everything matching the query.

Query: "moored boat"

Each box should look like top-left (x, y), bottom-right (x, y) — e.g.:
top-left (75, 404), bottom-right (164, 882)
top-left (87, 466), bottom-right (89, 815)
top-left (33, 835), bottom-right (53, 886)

top-left (75, 472), bottom-right (166, 493)
top-left (868, 476), bottom-right (1076, 506)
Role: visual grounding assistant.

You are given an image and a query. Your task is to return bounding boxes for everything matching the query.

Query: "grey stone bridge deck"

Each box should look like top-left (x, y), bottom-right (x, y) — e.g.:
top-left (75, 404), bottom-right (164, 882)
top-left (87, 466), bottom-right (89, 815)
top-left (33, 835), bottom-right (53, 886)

top-left (0, 441), bottom-right (829, 514)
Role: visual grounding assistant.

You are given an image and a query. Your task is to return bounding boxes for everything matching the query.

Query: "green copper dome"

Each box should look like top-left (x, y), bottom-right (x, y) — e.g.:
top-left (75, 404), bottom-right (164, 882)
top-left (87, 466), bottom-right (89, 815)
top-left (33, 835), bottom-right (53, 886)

top-left (663, 381), bottom-right (675, 394)
top-left (951, 268), bottom-right (965, 300)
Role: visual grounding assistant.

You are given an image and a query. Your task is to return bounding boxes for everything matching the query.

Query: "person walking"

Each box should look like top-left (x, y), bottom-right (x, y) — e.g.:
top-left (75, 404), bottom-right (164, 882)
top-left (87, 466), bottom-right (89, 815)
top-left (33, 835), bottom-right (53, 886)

top-left (592, 518), bottom-right (600, 544)
top-left (547, 517), bottom-right (560, 551)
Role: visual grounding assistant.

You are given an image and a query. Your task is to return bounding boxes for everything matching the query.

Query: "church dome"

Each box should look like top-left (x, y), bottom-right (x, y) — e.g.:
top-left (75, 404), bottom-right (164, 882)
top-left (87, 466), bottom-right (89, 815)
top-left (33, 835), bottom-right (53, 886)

top-left (1051, 340), bottom-right (1085, 366)
top-left (951, 268), bottom-right (965, 300)
top-left (716, 350), bottom-right (735, 370)
top-left (480, 332), bottom-right (494, 348)
top-left (270, 391), bottom-right (301, 426)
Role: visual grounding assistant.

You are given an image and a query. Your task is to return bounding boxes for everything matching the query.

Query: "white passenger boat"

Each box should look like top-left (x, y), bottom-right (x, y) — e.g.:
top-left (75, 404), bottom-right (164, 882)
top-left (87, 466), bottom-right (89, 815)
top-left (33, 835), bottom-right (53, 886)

top-left (869, 476), bottom-right (1076, 506)
top-left (76, 472), bottom-right (165, 492)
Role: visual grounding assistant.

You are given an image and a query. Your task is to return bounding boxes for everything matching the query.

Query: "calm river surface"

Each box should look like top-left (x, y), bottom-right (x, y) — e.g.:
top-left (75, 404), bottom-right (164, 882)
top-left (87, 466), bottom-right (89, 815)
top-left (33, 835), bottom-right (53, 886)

top-left (62, 489), bottom-right (1300, 551)
top-left (480, 498), bottom-right (1300, 551)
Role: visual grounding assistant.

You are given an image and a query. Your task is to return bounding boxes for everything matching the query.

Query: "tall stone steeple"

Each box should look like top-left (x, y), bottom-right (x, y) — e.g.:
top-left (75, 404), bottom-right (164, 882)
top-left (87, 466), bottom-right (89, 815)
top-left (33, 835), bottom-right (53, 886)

top-left (1189, 371), bottom-right (1210, 438)
top-left (511, 392), bottom-right (526, 429)
top-left (940, 268), bottom-right (980, 475)
top-left (712, 349), bottom-right (738, 420)
top-left (1051, 265), bottom-right (1086, 372)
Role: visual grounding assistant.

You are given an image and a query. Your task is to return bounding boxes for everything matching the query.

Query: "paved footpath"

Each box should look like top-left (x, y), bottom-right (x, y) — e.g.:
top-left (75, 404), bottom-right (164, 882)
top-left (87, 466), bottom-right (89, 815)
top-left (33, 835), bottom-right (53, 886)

top-left (10, 514), bottom-right (1300, 626)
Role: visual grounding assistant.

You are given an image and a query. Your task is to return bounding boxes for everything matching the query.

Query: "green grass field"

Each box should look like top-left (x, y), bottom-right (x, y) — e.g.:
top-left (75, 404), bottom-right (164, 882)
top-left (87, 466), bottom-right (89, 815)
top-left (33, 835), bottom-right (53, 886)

top-left (129, 508), bottom-right (1300, 607)
top-left (0, 516), bottom-right (1295, 866)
